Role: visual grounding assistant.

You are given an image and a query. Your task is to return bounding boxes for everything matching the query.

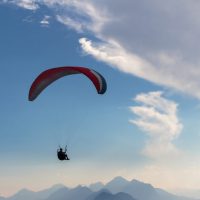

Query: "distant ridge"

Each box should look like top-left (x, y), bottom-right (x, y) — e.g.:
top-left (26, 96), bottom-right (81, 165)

top-left (86, 189), bottom-right (111, 200)
top-left (94, 191), bottom-right (136, 200)
top-left (3, 184), bottom-right (66, 200)
top-left (47, 187), bottom-right (69, 200)
top-left (1, 177), bottom-right (198, 200)
top-left (89, 182), bottom-right (104, 191)
top-left (48, 185), bottom-right (92, 200)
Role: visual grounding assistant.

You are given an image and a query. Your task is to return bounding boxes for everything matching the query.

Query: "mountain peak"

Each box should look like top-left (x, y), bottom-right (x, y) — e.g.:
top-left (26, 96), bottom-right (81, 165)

top-left (109, 176), bottom-right (128, 184)
top-left (50, 184), bottom-right (66, 189)
top-left (105, 176), bottom-right (129, 194)
top-left (71, 185), bottom-right (92, 193)
top-left (17, 188), bottom-right (33, 193)
top-left (14, 188), bottom-right (34, 196)
top-left (113, 176), bottom-right (128, 181)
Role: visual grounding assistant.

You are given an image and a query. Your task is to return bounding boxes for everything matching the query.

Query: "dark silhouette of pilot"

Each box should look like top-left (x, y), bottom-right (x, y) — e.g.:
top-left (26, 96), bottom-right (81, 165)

top-left (57, 146), bottom-right (70, 161)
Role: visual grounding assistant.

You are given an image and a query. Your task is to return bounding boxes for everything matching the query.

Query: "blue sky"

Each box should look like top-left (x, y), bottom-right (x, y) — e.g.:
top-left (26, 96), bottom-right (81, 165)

top-left (1, 0), bottom-right (200, 197)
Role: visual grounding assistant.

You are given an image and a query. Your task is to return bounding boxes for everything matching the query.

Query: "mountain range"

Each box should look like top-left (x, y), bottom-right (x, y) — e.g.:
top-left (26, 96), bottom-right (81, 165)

top-left (1, 177), bottom-right (199, 200)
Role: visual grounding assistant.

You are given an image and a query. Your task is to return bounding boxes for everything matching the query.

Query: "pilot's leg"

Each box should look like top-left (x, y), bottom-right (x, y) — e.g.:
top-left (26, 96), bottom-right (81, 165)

top-left (65, 154), bottom-right (70, 160)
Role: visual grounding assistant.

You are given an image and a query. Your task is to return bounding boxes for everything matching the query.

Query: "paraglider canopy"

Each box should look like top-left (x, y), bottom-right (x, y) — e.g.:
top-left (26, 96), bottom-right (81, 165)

top-left (28, 66), bottom-right (107, 101)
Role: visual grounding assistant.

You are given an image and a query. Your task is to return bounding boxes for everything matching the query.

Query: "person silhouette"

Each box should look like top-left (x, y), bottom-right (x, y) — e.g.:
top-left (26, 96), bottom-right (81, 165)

top-left (57, 146), bottom-right (70, 161)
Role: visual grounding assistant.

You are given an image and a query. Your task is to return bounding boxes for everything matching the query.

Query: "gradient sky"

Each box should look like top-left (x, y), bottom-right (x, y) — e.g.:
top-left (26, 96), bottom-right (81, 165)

top-left (1, 0), bottom-right (200, 197)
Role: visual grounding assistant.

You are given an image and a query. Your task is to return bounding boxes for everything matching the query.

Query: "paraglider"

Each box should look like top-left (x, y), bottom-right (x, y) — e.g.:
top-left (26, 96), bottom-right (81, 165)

top-left (28, 66), bottom-right (107, 161)
top-left (28, 66), bottom-right (107, 101)
top-left (57, 146), bottom-right (70, 161)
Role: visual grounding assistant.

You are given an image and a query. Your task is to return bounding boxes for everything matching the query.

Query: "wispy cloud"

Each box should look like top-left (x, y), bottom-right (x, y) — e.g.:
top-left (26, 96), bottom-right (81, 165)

top-left (56, 15), bottom-right (83, 32)
top-left (40, 15), bottom-right (51, 27)
top-left (46, 0), bottom-right (108, 32)
top-left (4, 0), bottom-right (200, 96)
top-left (23, 0), bottom-right (200, 99)
top-left (79, 37), bottom-right (200, 99)
top-left (129, 91), bottom-right (183, 159)
top-left (5, 0), bottom-right (39, 10)
top-left (79, 37), bottom-right (159, 80)
top-left (3, 0), bottom-right (108, 33)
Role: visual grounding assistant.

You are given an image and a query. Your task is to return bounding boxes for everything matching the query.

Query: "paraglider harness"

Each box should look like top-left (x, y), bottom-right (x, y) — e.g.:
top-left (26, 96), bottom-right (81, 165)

top-left (57, 145), bottom-right (70, 161)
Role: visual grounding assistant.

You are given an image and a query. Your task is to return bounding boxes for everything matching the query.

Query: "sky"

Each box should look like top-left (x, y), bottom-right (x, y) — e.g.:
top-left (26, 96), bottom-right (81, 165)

top-left (1, 0), bottom-right (200, 197)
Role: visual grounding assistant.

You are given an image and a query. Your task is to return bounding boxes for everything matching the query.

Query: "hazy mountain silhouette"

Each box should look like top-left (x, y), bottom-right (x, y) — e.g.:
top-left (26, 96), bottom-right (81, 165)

top-left (46, 186), bottom-right (69, 200)
top-left (5, 184), bottom-right (65, 200)
top-left (122, 179), bottom-right (159, 200)
top-left (155, 188), bottom-right (196, 200)
top-left (86, 189), bottom-right (111, 200)
top-left (105, 176), bottom-right (129, 193)
top-left (7, 189), bottom-right (38, 200)
top-left (103, 177), bottom-right (196, 200)
top-left (123, 180), bottom-right (195, 200)
top-left (36, 184), bottom-right (66, 199)
top-left (1, 177), bottom-right (198, 200)
top-left (94, 191), bottom-right (136, 200)
top-left (47, 185), bottom-right (92, 200)
top-left (89, 182), bottom-right (104, 191)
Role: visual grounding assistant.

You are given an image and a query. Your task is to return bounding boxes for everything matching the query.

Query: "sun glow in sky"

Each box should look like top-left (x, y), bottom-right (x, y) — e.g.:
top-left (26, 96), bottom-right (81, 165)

top-left (1, 0), bottom-right (200, 197)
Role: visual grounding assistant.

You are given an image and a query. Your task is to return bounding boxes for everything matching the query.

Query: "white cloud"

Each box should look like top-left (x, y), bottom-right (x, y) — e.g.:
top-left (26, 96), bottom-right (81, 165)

top-left (17, 0), bottom-right (39, 10)
top-left (6, 0), bottom-right (39, 10)
top-left (3, 0), bottom-right (108, 34)
top-left (56, 15), bottom-right (83, 32)
top-left (40, 15), bottom-right (51, 27)
top-left (79, 37), bottom-right (155, 77)
top-left (47, 1), bottom-right (109, 35)
top-left (27, 0), bottom-right (200, 99)
top-left (129, 91), bottom-right (183, 159)
top-left (6, 0), bottom-right (200, 98)
top-left (79, 37), bottom-right (200, 99)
